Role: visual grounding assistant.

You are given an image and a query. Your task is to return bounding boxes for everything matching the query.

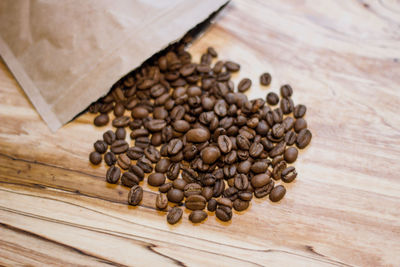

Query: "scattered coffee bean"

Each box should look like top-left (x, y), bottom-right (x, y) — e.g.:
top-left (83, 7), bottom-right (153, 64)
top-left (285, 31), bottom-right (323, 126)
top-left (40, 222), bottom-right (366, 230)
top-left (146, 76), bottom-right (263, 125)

top-left (121, 171), bottom-right (140, 187)
top-left (110, 140), bottom-right (129, 154)
top-left (156, 193), bottom-right (168, 210)
top-left (94, 140), bottom-right (108, 154)
top-left (128, 185), bottom-right (143, 206)
top-left (238, 78), bottom-right (252, 92)
top-left (167, 207), bottom-right (183, 225)
top-left (281, 166), bottom-right (297, 183)
top-left (294, 118), bottom-right (307, 133)
top-left (280, 84), bottom-right (293, 98)
top-left (296, 129), bottom-right (312, 149)
top-left (189, 210), bottom-right (208, 223)
top-left (294, 104), bottom-right (307, 118)
top-left (94, 114), bottom-right (109, 126)
top-left (284, 147), bottom-right (298, 163)
top-left (103, 130), bottom-right (116, 145)
top-left (216, 206), bottom-right (232, 222)
top-left (233, 199), bottom-right (249, 211)
top-left (266, 92), bottom-right (279, 105)
top-left (89, 151), bottom-right (102, 165)
top-left (115, 128), bottom-right (126, 140)
top-left (106, 165), bottom-right (120, 183)
top-left (104, 152), bottom-right (117, 166)
top-left (185, 195), bottom-right (207, 210)
top-left (269, 185), bottom-right (286, 202)
top-left (148, 173), bottom-right (166, 187)
top-left (260, 73), bottom-right (272, 86)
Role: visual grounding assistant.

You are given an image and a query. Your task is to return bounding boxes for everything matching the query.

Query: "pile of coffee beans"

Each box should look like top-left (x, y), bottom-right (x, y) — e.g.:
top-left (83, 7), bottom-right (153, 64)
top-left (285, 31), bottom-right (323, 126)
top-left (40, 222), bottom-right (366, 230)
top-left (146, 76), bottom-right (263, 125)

top-left (88, 42), bottom-right (312, 225)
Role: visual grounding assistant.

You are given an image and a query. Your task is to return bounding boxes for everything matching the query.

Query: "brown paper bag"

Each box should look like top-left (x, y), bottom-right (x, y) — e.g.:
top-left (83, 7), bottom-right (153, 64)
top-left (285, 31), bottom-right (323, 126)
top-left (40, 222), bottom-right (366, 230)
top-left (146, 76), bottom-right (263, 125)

top-left (0, 0), bottom-right (228, 131)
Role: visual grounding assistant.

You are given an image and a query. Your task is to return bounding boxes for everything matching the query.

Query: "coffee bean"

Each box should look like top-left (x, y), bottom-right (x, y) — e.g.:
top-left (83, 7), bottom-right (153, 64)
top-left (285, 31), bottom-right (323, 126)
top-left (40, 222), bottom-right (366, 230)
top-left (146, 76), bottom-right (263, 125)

top-left (269, 185), bottom-right (286, 202)
top-left (280, 97), bottom-right (294, 115)
top-left (296, 129), bottom-right (312, 149)
top-left (234, 174), bottom-right (249, 190)
top-left (167, 207), bottom-right (183, 225)
top-left (185, 195), bottom-right (207, 210)
top-left (94, 140), bottom-right (107, 154)
top-left (237, 160), bottom-right (252, 173)
top-left (280, 84), bottom-right (293, 98)
top-left (233, 199), bottom-right (249, 211)
top-left (281, 166), bottom-right (297, 183)
top-left (112, 116), bottom-right (130, 128)
top-left (145, 119), bottom-right (167, 132)
top-left (207, 199), bottom-right (217, 212)
top-left (110, 140), bottom-right (129, 154)
top-left (115, 128), bottom-right (126, 140)
top-left (121, 171), bottom-right (140, 187)
top-left (94, 114), bottom-right (109, 126)
top-left (266, 92), bottom-right (279, 105)
top-left (167, 138), bottom-right (183, 155)
top-left (225, 61), bottom-right (240, 72)
top-left (294, 118), bottom-right (307, 133)
top-left (172, 179), bottom-right (187, 191)
top-left (284, 147), bottom-right (298, 163)
top-left (260, 73), bottom-right (272, 86)
top-left (214, 100), bottom-right (228, 117)
top-left (238, 78), bottom-right (252, 92)
top-left (284, 131), bottom-right (297, 146)
top-left (159, 182), bottom-right (172, 193)
top-left (155, 158), bottom-right (170, 173)
top-left (218, 135), bottom-right (232, 154)
top-left (272, 124), bottom-right (285, 138)
top-left (167, 188), bottom-right (184, 203)
top-left (106, 165), bottom-right (121, 183)
top-left (202, 186), bottom-right (214, 200)
top-left (207, 46), bottom-right (218, 57)
top-left (273, 160), bottom-right (287, 180)
top-left (272, 155), bottom-right (284, 167)
top-left (282, 117), bottom-right (295, 132)
top-left (294, 104), bottom-right (307, 118)
top-left (131, 107), bottom-right (149, 119)
top-left (186, 128), bottom-right (210, 143)
top-left (216, 206), bottom-right (232, 222)
top-left (89, 151), bottom-right (102, 165)
top-left (126, 146), bottom-right (144, 160)
top-left (135, 136), bottom-right (150, 148)
top-left (148, 173), bottom-right (166, 187)
top-left (238, 191), bottom-right (253, 201)
top-left (184, 183), bottom-right (202, 197)
top-left (156, 193), bottom-right (168, 210)
top-left (189, 210), bottom-right (208, 223)
top-left (104, 152), bottom-right (117, 166)
top-left (144, 146), bottom-right (161, 163)
top-left (172, 120), bottom-right (190, 132)
top-left (249, 142), bottom-right (263, 158)
top-left (128, 185), bottom-right (143, 206)
top-left (251, 173), bottom-right (271, 188)
top-left (251, 160), bottom-right (269, 173)
top-left (103, 130), bottom-right (116, 145)
top-left (167, 162), bottom-right (181, 180)
top-left (254, 180), bottom-right (274, 198)
top-left (216, 197), bottom-right (233, 208)
top-left (269, 141), bottom-right (286, 158)
top-left (237, 135), bottom-right (250, 150)
top-left (129, 165), bottom-right (144, 180)
top-left (137, 157), bottom-right (153, 173)
top-left (200, 146), bottom-right (221, 164)
top-left (117, 154), bottom-right (131, 170)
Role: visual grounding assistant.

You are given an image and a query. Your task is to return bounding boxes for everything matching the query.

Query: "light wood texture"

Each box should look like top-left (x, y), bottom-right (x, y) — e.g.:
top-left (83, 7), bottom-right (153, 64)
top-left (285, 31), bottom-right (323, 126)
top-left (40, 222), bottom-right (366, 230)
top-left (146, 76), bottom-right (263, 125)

top-left (1, 1), bottom-right (400, 266)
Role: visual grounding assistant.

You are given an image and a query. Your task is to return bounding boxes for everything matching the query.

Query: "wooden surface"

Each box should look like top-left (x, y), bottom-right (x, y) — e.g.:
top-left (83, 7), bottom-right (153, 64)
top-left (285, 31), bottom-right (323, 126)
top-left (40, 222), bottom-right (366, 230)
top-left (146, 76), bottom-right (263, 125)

top-left (1, 1), bottom-right (400, 266)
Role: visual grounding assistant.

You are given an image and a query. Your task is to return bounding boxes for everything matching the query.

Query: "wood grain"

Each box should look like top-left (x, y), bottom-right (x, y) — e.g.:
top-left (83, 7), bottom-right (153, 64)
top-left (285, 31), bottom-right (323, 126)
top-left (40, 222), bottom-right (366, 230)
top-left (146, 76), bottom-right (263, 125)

top-left (1, 1), bottom-right (400, 266)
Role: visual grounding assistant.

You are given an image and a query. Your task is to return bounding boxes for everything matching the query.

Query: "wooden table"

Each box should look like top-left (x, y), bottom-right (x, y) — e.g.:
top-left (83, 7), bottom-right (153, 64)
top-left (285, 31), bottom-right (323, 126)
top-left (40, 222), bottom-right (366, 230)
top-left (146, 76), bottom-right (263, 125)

top-left (1, 1), bottom-right (399, 266)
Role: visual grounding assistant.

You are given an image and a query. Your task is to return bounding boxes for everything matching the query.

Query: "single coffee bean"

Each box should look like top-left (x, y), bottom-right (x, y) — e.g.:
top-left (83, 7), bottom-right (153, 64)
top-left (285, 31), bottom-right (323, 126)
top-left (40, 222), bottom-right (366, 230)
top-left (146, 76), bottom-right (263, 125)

top-left (280, 97), bottom-right (294, 114)
top-left (214, 99), bottom-right (228, 117)
top-left (121, 171), bottom-right (140, 187)
top-left (112, 116), bottom-right (130, 128)
top-left (249, 142), bottom-right (263, 158)
top-left (127, 185), bottom-right (143, 206)
top-left (128, 165), bottom-right (144, 181)
top-left (234, 174), bottom-right (249, 190)
top-left (167, 188), bottom-right (184, 203)
top-left (89, 151), bottom-right (102, 165)
top-left (159, 182), bottom-right (172, 193)
top-left (184, 183), bottom-right (203, 197)
top-left (281, 166), bottom-right (297, 183)
top-left (266, 92), bottom-right (279, 105)
top-left (103, 130), bottom-right (116, 145)
top-left (260, 73), bottom-right (272, 86)
top-left (94, 114), bottom-right (109, 126)
top-left (284, 131), bottom-right (297, 146)
top-left (213, 179), bottom-right (225, 197)
top-left (114, 103), bottom-right (125, 117)
top-left (172, 179), bottom-right (187, 191)
top-left (296, 129), bottom-right (312, 149)
top-left (201, 146), bottom-right (221, 164)
top-left (172, 120), bottom-right (190, 132)
top-left (215, 206), bottom-right (232, 222)
top-left (126, 146), bottom-right (144, 160)
top-left (237, 134), bottom-right (250, 150)
top-left (254, 180), bottom-right (274, 198)
top-left (294, 104), bottom-right (307, 118)
top-left (185, 195), bottom-right (207, 210)
top-left (225, 61), bottom-right (240, 72)
top-left (137, 157), bottom-right (153, 173)
top-left (251, 173), bottom-right (271, 188)
top-left (280, 84), bottom-right (293, 98)
top-left (146, 119), bottom-right (167, 132)
top-left (148, 173), bottom-right (166, 187)
top-left (238, 191), bottom-right (253, 201)
top-left (294, 118), bottom-right (307, 133)
top-left (110, 140), bottom-right (129, 154)
top-left (186, 128), bottom-right (210, 143)
top-left (167, 207), bottom-right (183, 225)
top-left (238, 78), bottom-right (252, 92)
top-left (114, 128), bottom-right (125, 140)
top-left (273, 160), bottom-right (287, 180)
top-left (233, 199), bottom-right (249, 211)
top-left (202, 186), bottom-right (214, 200)
top-left (217, 135), bottom-right (232, 154)
top-left (117, 154), bottom-right (131, 170)
top-left (106, 165), bottom-right (121, 183)
top-left (130, 128), bottom-right (149, 139)
top-left (284, 147), bottom-right (298, 163)
top-left (144, 146), bottom-right (161, 163)
top-left (104, 152), bottom-right (117, 166)
top-left (94, 140), bottom-right (108, 154)
top-left (269, 185), bottom-right (286, 202)
top-left (216, 197), bottom-right (233, 208)
top-left (272, 124), bottom-right (285, 138)
top-left (272, 155), bottom-right (284, 167)
top-left (207, 199), bottom-right (217, 212)
top-left (282, 117), bottom-right (295, 132)
top-left (237, 160), bottom-right (252, 173)
top-left (167, 162), bottom-right (181, 180)
top-left (207, 46), bottom-right (218, 57)
top-left (167, 138), bottom-right (183, 155)
top-left (155, 158), bottom-right (170, 173)
top-left (269, 141), bottom-right (286, 158)
top-left (251, 160), bottom-right (269, 173)
top-left (189, 210), bottom-right (208, 223)
top-left (131, 107), bottom-right (149, 119)
top-left (156, 193), bottom-right (168, 210)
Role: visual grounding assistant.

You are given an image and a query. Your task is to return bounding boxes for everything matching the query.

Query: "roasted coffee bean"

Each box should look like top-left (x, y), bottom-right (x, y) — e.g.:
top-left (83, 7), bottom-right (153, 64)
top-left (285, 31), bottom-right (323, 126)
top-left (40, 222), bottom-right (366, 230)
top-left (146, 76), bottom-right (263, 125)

top-left (269, 141), bottom-right (286, 158)
top-left (234, 174), bottom-right (249, 190)
top-left (282, 117), bottom-right (295, 132)
top-left (207, 199), bottom-right (217, 212)
top-left (117, 154), bottom-right (131, 170)
top-left (151, 132), bottom-right (162, 146)
top-left (214, 100), bottom-right (228, 117)
top-left (213, 179), bottom-right (225, 197)
top-left (254, 180), bottom-right (274, 198)
top-left (272, 124), bottom-right (285, 138)
top-left (129, 164), bottom-right (145, 180)
top-left (183, 183), bottom-right (202, 197)
top-left (294, 104), bottom-right (307, 118)
top-left (296, 129), bottom-right (312, 149)
top-left (115, 128), bottom-right (126, 140)
top-left (126, 146), bottom-right (144, 160)
top-left (280, 84), bottom-right (293, 98)
top-left (238, 78), bottom-right (252, 92)
top-left (225, 61), bottom-right (240, 72)
top-left (185, 195), bottom-right (207, 210)
top-left (237, 160), bottom-right (252, 173)
top-left (246, 117), bottom-right (259, 129)
top-left (129, 119), bottom-right (143, 130)
top-left (251, 160), bottom-right (269, 173)
top-left (135, 136), bottom-right (150, 148)
top-left (207, 46), bottom-right (218, 57)
top-left (104, 152), bottom-right (117, 166)
top-left (266, 92), bottom-right (279, 105)
top-left (106, 165), bottom-right (121, 183)
top-left (167, 162), bottom-right (181, 180)
top-left (251, 173), bottom-right (271, 188)
top-left (202, 186), bottom-right (214, 200)
top-left (281, 166), bottom-right (297, 183)
top-left (103, 130), bottom-right (116, 145)
top-left (148, 173), bottom-right (166, 187)
top-left (167, 188), bottom-right (184, 203)
top-left (216, 206), bottom-right (232, 222)
top-left (172, 120), bottom-right (190, 132)
top-left (89, 151), bottom-right (102, 165)
top-left (269, 185), bottom-right (286, 202)
top-left (131, 106), bottom-right (149, 119)
top-left (146, 119), bottom-right (167, 132)
top-left (272, 155), bottom-right (284, 167)
top-left (280, 97), bottom-right (294, 114)
top-left (238, 191), bottom-right (253, 201)
top-left (94, 140), bottom-right (107, 154)
top-left (156, 193), bottom-right (168, 210)
top-left (273, 160), bottom-right (287, 180)
top-left (249, 142), bottom-right (263, 158)
top-left (173, 179), bottom-right (187, 191)
top-left (94, 114), bottom-right (109, 126)
top-left (294, 118), bottom-right (307, 133)
top-left (189, 210), bottom-right (208, 223)
top-left (201, 146), bottom-right (221, 164)
top-left (112, 116), bottom-right (130, 128)
top-left (237, 135), bottom-right (250, 150)
top-left (110, 140), bottom-right (129, 154)
top-left (233, 199), bottom-right (249, 211)
top-left (155, 158), bottom-right (170, 173)
top-left (137, 157), bottom-right (153, 173)
top-left (217, 197), bottom-right (233, 209)
top-left (167, 207), bottom-right (183, 225)
top-left (167, 138), bottom-right (183, 155)
top-left (144, 146), bottom-right (160, 163)
top-left (153, 106), bottom-right (168, 120)
top-left (159, 182), bottom-right (172, 193)
top-left (284, 147), bottom-right (298, 163)
top-left (260, 73), bottom-right (272, 86)
top-left (186, 128), bottom-right (210, 143)
top-left (130, 128), bottom-right (149, 139)
top-left (284, 131), bottom-right (297, 146)
top-left (121, 171), bottom-right (140, 187)
top-left (237, 150), bottom-right (249, 161)
top-left (217, 135), bottom-right (232, 154)
top-left (128, 185), bottom-right (143, 206)
top-left (180, 64), bottom-right (196, 76)
top-left (223, 164), bottom-right (237, 178)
